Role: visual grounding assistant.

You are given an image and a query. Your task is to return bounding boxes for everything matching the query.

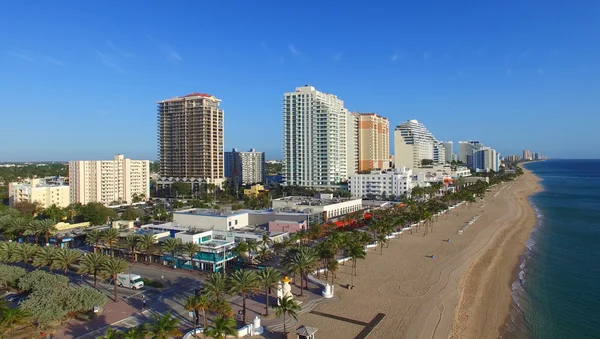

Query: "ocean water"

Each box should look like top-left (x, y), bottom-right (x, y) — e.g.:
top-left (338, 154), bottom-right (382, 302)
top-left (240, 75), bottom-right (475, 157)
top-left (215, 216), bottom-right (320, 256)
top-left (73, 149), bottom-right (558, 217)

top-left (504, 159), bottom-right (600, 339)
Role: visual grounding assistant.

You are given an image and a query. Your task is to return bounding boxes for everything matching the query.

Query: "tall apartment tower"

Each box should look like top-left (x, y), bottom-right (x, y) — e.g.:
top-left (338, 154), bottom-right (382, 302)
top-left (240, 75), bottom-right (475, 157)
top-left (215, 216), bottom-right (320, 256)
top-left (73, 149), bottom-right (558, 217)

top-left (225, 148), bottom-right (266, 187)
top-left (69, 154), bottom-right (150, 205)
top-left (394, 120), bottom-right (438, 169)
top-left (355, 112), bottom-right (390, 172)
top-left (459, 140), bottom-right (484, 166)
top-left (441, 141), bottom-right (454, 162)
top-left (157, 93), bottom-right (224, 185)
top-left (283, 85), bottom-right (357, 188)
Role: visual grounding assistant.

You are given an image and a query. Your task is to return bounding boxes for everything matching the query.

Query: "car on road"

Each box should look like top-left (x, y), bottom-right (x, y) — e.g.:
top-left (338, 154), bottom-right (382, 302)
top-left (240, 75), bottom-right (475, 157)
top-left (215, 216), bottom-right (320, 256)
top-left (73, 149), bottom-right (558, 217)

top-left (117, 273), bottom-right (144, 289)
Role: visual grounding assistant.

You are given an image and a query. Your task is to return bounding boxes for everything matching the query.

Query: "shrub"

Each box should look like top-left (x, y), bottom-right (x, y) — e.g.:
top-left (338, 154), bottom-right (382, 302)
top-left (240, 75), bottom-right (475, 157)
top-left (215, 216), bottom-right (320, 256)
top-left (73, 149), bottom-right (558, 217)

top-left (141, 278), bottom-right (165, 288)
top-left (17, 270), bottom-right (68, 293)
top-left (0, 264), bottom-right (27, 289)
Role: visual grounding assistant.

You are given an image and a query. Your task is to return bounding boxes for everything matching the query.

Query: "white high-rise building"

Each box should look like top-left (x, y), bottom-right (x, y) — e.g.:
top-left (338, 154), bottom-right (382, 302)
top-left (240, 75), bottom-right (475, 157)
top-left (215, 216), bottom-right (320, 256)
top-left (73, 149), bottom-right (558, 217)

top-left (393, 120), bottom-right (440, 169)
top-left (224, 148), bottom-right (266, 187)
top-left (441, 141), bottom-right (454, 163)
top-left (433, 142), bottom-right (446, 164)
top-left (458, 140), bottom-right (484, 166)
top-left (348, 167), bottom-right (413, 199)
top-left (472, 147), bottom-right (500, 172)
top-left (69, 154), bottom-right (150, 205)
top-left (283, 85), bottom-right (357, 188)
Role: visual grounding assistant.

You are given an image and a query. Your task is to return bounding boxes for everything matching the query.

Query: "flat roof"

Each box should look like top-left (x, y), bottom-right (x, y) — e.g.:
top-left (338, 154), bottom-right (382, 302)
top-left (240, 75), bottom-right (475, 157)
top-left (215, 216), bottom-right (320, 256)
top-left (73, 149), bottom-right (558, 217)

top-left (174, 209), bottom-right (248, 217)
top-left (272, 196), bottom-right (361, 207)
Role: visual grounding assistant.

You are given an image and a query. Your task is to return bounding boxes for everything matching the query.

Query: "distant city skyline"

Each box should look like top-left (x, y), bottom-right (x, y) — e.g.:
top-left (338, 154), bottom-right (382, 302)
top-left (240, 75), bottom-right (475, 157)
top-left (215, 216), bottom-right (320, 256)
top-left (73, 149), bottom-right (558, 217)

top-left (2, 1), bottom-right (600, 161)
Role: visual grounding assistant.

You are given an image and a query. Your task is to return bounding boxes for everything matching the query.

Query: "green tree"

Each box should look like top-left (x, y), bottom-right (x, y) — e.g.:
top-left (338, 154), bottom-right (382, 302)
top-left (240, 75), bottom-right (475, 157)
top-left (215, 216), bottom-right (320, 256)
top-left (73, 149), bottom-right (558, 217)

top-left (147, 312), bottom-right (181, 339)
top-left (282, 246), bottom-right (318, 296)
top-left (18, 269), bottom-right (69, 292)
top-left (182, 241), bottom-right (200, 262)
top-left (51, 248), bottom-right (82, 283)
top-left (82, 202), bottom-right (117, 225)
top-left (171, 182), bottom-right (191, 197)
top-left (101, 257), bottom-right (129, 301)
top-left (203, 315), bottom-right (237, 339)
top-left (79, 252), bottom-right (108, 289)
top-left (184, 294), bottom-right (211, 338)
top-left (42, 204), bottom-right (66, 222)
top-left (138, 233), bottom-right (156, 263)
top-left (204, 272), bottom-right (227, 301)
top-left (13, 243), bottom-right (39, 270)
top-left (124, 234), bottom-right (140, 261)
top-left (0, 307), bottom-right (31, 336)
top-left (0, 264), bottom-right (27, 289)
top-left (86, 229), bottom-right (104, 253)
top-left (257, 267), bottom-right (281, 316)
top-left (161, 238), bottom-right (182, 268)
top-left (33, 246), bottom-right (57, 269)
top-left (121, 207), bottom-right (142, 221)
top-left (274, 296), bottom-right (300, 335)
top-left (229, 269), bottom-right (260, 323)
top-left (102, 228), bottom-right (120, 257)
top-left (326, 259), bottom-right (339, 285)
top-left (122, 325), bottom-right (148, 339)
top-left (98, 327), bottom-right (122, 339)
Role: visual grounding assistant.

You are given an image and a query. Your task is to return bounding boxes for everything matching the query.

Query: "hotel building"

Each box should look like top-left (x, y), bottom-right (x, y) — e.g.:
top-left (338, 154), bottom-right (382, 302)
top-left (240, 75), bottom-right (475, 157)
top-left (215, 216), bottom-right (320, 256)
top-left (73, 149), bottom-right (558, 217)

top-left (472, 147), bottom-right (500, 172)
top-left (157, 93), bottom-right (225, 189)
top-left (69, 154), bottom-right (150, 205)
top-left (458, 140), bottom-right (484, 166)
top-left (282, 85), bottom-right (358, 188)
top-left (224, 148), bottom-right (265, 187)
top-left (394, 119), bottom-right (442, 169)
top-left (355, 112), bottom-right (390, 172)
top-left (348, 167), bottom-right (413, 199)
top-left (441, 141), bottom-right (455, 163)
top-left (8, 178), bottom-right (70, 209)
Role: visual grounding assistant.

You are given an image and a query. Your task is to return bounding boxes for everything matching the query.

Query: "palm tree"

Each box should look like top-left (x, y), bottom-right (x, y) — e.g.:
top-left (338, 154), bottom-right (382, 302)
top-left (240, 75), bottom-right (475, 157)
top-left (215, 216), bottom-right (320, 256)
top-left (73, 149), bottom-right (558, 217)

top-left (33, 246), bottom-right (57, 269)
top-left (121, 324), bottom-right (147, 339)
top-left (34, 219), bottom-right (58, 245)
top-left (13, 243), bottom-right (39, 270)
top-left (8, 217), bottom-right (30, 241)
top-left (203, 316), bottom-right (237, 339)
top-left (0, 307), bottom-right (31, 336)
top-left (346, 241), bottom-right (366, 287)
top-left (259, 233), bottom-right (273, 249)
top-left (204, 272), bottom-right (227, 301)
top-left (102, 228), bottom-right (120, 257)
top-left (0, 241), bottom-right (18, 263)
top-left (326, 259), bottom-right (339, 285)
top-left (147, 312), bottom-right (181, 339)
top-left (256, 246), bottom-right (271, 263)
top-left (229, 269), bottom-right (260, 323)
top-left (184, 294), bottom-right (211, 338)
top-left (102, 257), bottom-right (129, 301)
top-left (86, 229), bottom-right (103, 254)
top-left (274, 296), bottom-right (300, 336)
top-left (233, 241), bottom-right (250, 263)
top-left (124, 234), bottom-right (140, 261)
top-left (51, 248), bottom-right (82, 284)
top-left (98, 327), bottom-right (122, 339)
top-left (283, 246), bottom-right (318, 296)
top-left (376, 233), bottom-right (388, 255)
top-left (138, 233), bottom-right (156, 263)
top-left (79, 252), bottom-right (108, 288)
top-left (257, 267), bottom-right (281, 316)
top-left (161, 238), bottom-right (182, 268)
top-left (182, 241), bottom-right (200, 266)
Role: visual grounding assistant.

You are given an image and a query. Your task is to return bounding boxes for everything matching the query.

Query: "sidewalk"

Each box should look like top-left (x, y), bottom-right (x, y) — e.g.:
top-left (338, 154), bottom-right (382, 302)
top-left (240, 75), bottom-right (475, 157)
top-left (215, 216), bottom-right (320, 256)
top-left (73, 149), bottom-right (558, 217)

top-left (52, 301), bottom-right (138, 339)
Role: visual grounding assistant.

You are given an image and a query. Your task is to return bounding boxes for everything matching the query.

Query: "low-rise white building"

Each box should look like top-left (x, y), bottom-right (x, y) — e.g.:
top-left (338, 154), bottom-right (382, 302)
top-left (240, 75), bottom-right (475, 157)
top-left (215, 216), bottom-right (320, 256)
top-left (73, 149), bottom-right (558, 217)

top-left (271, 194), bottom-right (362, 221)
top-left (173, 210), bottom-right (249, 231)
top-left (8, 178), bottom-right (70, 209)
top-left (348, 167), bottom-right (413, 199)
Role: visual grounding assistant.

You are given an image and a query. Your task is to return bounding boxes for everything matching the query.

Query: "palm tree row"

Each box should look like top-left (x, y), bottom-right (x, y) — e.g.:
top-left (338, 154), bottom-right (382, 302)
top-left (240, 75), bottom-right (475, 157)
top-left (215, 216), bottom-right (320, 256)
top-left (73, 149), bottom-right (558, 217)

top-left (0, 241), bottom-right (130, 301)
top-left (98, 312), bottom-right (180, 339)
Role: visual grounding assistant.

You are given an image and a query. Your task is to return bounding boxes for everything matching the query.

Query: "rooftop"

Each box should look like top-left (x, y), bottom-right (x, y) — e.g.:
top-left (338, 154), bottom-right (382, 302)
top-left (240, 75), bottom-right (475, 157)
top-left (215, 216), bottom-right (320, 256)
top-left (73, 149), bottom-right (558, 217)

top-left (272, 196), bottom-right (361, 207)
top-left (173, 209), bottom-right (249, 217)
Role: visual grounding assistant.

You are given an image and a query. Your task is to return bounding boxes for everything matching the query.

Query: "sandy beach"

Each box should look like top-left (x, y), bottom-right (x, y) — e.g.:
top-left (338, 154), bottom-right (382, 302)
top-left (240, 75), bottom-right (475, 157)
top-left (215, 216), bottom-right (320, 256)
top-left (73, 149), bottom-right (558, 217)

top-left (293, 169), bottom-right (541, 339)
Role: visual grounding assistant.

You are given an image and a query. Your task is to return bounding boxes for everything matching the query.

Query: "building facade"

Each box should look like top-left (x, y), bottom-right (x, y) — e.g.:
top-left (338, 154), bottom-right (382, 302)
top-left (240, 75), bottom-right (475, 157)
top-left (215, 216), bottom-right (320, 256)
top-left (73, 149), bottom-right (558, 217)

top-left (348, 167), bottom-right (413, 199)
top-left (157, 93), bottom-right (224, 186)
top-left (282, 85), bottom-right (357, 188)
top-left (69, 154), bottom-right (150, 205)
top-left (458, 141), bottom-right (484, 166)
top-left (472, 148), bottom-right (500, 172)
top-left (441, 141), bottom-right (454, 163)
top-left (271, 194), bottom-right (362, 221)
top-left (224, 148), bottom-right (265, 187)
top-left (173, 210), bottom-right (250, 231)
top-left (394, 120), bottom-right (440, 169)
top-left (8, 178), bottom-right (70, 209)
top-left (355, 112), bottom-right (390, 172)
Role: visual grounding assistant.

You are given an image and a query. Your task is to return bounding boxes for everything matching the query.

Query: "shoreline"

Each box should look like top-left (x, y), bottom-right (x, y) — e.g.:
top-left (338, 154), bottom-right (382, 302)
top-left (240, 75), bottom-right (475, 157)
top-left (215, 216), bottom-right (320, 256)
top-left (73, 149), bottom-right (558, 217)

top-left (293, 173), bottom-right (541, 339)
top-left (448, 167), bottom-right (542, 339)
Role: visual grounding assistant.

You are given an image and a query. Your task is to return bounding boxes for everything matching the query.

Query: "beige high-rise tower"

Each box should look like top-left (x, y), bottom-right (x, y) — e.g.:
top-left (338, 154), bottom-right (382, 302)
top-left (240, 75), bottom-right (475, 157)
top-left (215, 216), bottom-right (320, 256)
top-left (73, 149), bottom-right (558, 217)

top-left (356, 112), bottom-right (390, 172)
top-left (157, 93), bottom-right (224, 184)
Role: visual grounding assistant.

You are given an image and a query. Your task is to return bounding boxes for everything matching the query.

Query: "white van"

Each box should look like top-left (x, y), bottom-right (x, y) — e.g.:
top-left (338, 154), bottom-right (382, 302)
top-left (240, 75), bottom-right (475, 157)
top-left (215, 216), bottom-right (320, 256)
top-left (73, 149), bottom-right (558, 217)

top-left (117, 273), bottom-right (144, 289)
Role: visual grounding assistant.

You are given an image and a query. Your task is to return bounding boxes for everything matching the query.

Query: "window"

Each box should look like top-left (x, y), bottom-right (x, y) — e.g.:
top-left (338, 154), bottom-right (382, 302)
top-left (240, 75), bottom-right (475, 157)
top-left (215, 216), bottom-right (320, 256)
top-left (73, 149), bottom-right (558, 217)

top-left (235, 220), bottom-right (238, 225)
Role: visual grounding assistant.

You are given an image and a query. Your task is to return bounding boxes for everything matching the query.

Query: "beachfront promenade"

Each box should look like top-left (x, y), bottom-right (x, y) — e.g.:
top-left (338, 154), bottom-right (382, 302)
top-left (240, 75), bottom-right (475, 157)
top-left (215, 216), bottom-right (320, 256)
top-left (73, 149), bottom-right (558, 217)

top-left (294, 174), bottom-right (539, 339)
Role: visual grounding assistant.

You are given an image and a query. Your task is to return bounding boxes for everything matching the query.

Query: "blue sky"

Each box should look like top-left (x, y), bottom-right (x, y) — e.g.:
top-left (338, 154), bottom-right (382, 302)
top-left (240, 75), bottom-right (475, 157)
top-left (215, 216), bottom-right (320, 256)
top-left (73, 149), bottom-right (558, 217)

top-left (1, 0), bottom-right (599, 161)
